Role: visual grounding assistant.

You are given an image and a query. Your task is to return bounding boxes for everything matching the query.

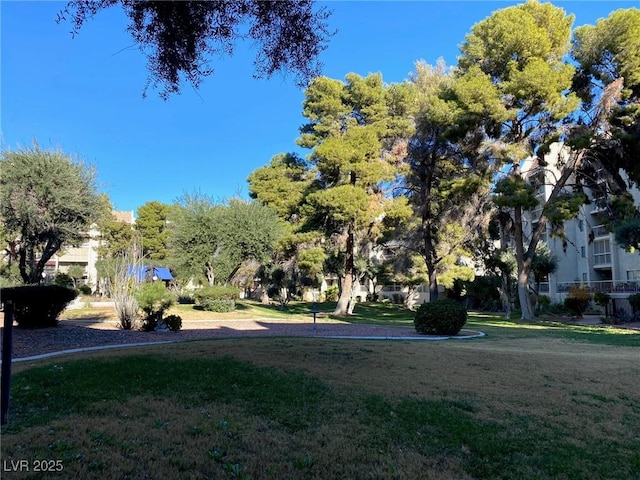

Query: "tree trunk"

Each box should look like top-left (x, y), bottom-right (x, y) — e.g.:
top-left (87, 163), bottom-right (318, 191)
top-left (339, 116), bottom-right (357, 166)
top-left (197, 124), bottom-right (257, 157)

top-left (514, 205), bottom-right (535, 320)
top-left (346, 285), bottom-right (357, 315)
top-left (428, 267), bottom-right (438, 302)
top-left (404, 285), bottom-right (418, 310)
top-left (517, 273), bottom-right (535, 320)
top-left (205, 261), bottom-right (215, 286)
top-left (334, 224), bottom-right (355, 316)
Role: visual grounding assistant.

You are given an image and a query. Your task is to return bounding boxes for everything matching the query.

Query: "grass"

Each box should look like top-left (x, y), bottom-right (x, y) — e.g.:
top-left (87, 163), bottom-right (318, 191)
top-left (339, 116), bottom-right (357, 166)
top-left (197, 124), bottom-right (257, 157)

top-left (9, 302), bottom-right (633, 478)
top-left (2, 334), bottom-right (639, 479)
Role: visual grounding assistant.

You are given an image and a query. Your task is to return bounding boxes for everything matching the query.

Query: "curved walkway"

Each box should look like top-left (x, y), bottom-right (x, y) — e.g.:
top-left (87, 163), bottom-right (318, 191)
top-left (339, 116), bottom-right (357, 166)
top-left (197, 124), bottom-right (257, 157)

top-left (2, 317), bottom-right (485, 363)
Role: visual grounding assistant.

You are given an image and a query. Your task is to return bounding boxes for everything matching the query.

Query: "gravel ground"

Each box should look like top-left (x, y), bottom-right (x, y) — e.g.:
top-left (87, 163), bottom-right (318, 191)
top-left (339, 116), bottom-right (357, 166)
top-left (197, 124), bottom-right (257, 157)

top-left (1, 318), bottom-right (426, 360)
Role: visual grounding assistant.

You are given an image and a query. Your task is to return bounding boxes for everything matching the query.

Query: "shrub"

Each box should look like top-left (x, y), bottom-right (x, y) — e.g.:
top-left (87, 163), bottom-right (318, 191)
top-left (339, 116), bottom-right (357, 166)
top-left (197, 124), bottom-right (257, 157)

top-left (1, 285), bottom-right (78, 328)
top-left (164, 314), bottom-right (183, 331)
top-left (193, 285), bottom-right (241, 312)
top-left (414, 298), bottom-right (467, 336)
top-left (177, 293), bottom-right (195, 304)
top-left (627, 293), bottom-right (640, 315)
top-left (324, 285), bottom-right (339, 302)
top-left (78, 284), bottom-right (92, 295)
top-left (135, 282), bottom-right (175, 331)
top-left (202, 298), bottom-right (236, 313)
top-left (53, 272), bottom-right (74, 288)
top-left (593, 292), bottom-right (611, 306)
top-left (538, 295), bottom-right (551, 309)
top-left (564, 287), bottom-right (591, 318)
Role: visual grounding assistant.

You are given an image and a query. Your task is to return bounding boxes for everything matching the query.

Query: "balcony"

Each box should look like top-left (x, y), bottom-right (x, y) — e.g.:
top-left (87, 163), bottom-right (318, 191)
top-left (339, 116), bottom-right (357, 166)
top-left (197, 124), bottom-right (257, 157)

top-left (591, 225), bottom-right (609, 237)
top-left (556, 281), bottom-right (608, 293)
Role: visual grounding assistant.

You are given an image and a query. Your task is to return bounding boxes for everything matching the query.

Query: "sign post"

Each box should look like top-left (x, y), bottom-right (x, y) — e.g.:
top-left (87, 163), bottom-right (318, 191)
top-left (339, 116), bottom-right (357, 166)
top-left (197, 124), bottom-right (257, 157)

top-left (1, 300), bottom-right (14, 425)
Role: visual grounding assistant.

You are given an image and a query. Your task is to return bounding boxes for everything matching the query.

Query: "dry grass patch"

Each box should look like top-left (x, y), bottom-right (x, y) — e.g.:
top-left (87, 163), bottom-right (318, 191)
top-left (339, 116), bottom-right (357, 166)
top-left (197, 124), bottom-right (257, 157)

top-left (3, 396), bottom-right (468, 480)
top-left (2, 327), bottom-right (639, 479)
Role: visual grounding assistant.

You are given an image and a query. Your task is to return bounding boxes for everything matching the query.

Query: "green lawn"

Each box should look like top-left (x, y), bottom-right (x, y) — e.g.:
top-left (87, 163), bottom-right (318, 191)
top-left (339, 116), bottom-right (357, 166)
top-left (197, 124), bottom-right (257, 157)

top-left (6, 304), bottom-right (638, 479)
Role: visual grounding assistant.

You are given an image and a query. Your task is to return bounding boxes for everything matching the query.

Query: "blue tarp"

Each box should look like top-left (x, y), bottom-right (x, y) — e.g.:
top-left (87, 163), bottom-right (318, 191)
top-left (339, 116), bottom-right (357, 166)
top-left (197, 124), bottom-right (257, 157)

top-left (127, 266), bottom-right (174, 282)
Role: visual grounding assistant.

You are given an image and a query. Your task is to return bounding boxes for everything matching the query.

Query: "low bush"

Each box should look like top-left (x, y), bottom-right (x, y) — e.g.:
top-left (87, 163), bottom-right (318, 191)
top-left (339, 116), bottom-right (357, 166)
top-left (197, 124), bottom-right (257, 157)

top-left (627, 293), bottom-right (640, 315)
top-left (193, 285), bottom-right (240, 312)
top-left (200, 298), bottom-right (236, 313)
top-left (414, 298), bottom-right (467, 336)
top-left (164, 314), bottom-right (183, 331)
top-left (593, 292), bottom-right (611, 306)
top-left (135, 282), bottom-right (175, 331)
top-left (538, 295), bottom-right (551, 310)
top-left (1, 285), bottom-right (78, 328)
top-left (53, 272), bottom-right (74, 289)
top-left (78, 284), bottom-right (92, 295)
top-left (593, 291), bottom-right (611, 318)
top-left (324, 285), bottom-right (339, 302)
top-left (564, 287), bottom-right (591, 318)
top-left (177, 293), bottom-right (195, 304)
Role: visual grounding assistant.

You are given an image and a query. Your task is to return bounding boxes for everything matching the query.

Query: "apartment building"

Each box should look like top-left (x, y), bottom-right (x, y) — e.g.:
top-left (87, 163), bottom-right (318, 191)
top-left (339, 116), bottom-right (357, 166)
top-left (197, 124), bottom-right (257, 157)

top-left (44, 211), bottom-right (135, 290)
top-left (520, 143), bottom-right (640, 311)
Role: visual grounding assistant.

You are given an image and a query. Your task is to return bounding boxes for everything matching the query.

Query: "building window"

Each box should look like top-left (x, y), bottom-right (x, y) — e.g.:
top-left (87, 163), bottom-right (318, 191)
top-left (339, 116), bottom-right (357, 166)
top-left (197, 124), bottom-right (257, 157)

top-left (581, 246), bottom-right (586, 258)
top-left (578, 219), bottom-right (584, 232)
top-left (627, 270), bottom-right (640, 281)
top-left (583, 273), bottom-right (588, 282)
top-left (593, 239), bottom-right (612, 265)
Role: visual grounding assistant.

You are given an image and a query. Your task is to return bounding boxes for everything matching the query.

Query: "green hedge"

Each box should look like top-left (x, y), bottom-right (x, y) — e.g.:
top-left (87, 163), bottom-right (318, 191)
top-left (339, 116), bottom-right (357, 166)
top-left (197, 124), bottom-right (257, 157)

top-left (193, 285), bottom-right (240, 312)
top-left (1, 285), bottom-right (78, 328)
top-left (414, 298), bottom-right (467, 336)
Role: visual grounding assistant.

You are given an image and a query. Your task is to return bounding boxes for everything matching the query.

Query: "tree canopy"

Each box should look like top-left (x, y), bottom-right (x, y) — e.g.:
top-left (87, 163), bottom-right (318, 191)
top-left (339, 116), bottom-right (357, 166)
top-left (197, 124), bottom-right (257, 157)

top-left (0, 144), bottom-right (105, 284)
top-left (297, 72), bottom-right (412, 315)
top-left (58, 0), bottom-right (333, 98)
top-left (167, 194), bottom-right (283, 285)
top-left (136, 201), bottom-right (171, 260)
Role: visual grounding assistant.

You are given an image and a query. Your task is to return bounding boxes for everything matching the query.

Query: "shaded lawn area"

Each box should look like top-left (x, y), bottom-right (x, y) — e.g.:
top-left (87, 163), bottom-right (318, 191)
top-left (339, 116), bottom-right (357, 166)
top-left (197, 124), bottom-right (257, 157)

top-left (2, 309), bottom-right (639, 480)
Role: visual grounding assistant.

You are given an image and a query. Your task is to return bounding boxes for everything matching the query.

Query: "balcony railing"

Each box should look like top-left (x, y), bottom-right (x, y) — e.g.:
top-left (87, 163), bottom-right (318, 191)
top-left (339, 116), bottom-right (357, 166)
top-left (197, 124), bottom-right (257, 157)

top-left (556, 281), bottom-right (640, 294)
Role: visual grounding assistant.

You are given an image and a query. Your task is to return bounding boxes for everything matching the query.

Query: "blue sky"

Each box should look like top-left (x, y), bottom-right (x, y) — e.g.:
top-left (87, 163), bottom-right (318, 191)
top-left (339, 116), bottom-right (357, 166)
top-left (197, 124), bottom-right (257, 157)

top-left (1, 1), bottom-right (637, 214)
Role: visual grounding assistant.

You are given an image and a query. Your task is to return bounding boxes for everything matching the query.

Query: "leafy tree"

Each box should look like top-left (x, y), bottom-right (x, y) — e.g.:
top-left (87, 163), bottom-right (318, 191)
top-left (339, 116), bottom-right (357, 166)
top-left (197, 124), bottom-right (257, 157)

top-left (167, 195), bottom-right (283, 286)
top-left (167, 193), bottom-right (223, 285)
top-left (248, 152), bottom-right (330, 304)
top-left (401, 60), bottom-right (493, 301)
top-left (136, 201), bottom-right (171, 260)
top-left (67, 264), bottom-right (86, 288)
top-left (297, 73), bottom-right (412, 315)
top-left (457, 0), bottom-right (581, 320)
top-left (614, 216), bottom-right (640, 252)
top-left (248, 153), bottom-right (313, 222)
top-left (58, 0), bottom-right (333, 98)
top-left (216, 199), bottom-right (284, 283)
top-left (96, 215), bottom-right (135, 260)
top-left (0, 143), bottom-right (105, 284)
top-left (572, 8), bottom-right (640, 247)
